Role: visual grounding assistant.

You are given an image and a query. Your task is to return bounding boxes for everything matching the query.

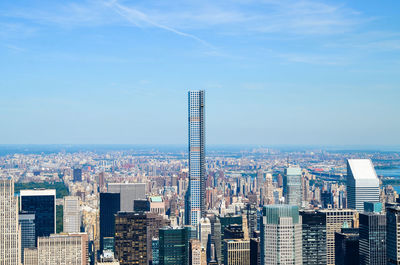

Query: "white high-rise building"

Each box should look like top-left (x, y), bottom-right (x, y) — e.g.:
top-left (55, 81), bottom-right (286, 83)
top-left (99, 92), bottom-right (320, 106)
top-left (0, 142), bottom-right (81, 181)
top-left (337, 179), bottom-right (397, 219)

top-left (185, 90), bottom-right (205, 227)
top-left (347, 159), bottom-right (380, 212)
top-left (0, 179), bottom-right (20, 265)
top-left (63, 196), bottom-right (81, 233)
top-left (261, 205), bottom-right (302, 265)
top-left (199, 217), bottom-right (211, 252)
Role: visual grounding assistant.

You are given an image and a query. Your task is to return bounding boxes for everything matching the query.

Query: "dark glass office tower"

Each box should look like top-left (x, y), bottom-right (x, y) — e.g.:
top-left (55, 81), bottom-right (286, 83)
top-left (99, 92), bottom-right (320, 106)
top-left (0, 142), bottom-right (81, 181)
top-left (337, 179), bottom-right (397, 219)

top-left (73, 168), bottom-right (82, 182)
top-left (20, 189), bottom-right (56, 243)
top-left (359, 203), bottom-right (386, 265)
top-left (159, 227), bottom-right (189, 265)
top-left (99, 192), bottom-right (120, 253)
top-left (19, 211), bottom-right (35, 264)
top-left (114, 212), bottom-right (148, 265)
top-left (335, 228), bottom-right (359, 265)
top-left (300, 210), bottom-right (327, 265)
top-left (387, 206), bottom-right (400, 265)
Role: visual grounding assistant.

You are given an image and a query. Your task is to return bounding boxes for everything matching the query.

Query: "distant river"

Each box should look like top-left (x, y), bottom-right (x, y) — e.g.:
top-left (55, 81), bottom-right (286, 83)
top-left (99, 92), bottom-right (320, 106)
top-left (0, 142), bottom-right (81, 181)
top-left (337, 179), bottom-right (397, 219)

top-left (376, 167), bottom-right (400, 193)
top-left (376, 167), bottom-right (400, 178)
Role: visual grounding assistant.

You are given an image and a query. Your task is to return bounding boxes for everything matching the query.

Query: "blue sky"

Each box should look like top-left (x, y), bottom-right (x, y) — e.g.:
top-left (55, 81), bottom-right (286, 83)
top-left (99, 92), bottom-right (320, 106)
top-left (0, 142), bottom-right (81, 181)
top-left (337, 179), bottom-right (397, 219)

top-left (0, 0), bottom-right (399, 145)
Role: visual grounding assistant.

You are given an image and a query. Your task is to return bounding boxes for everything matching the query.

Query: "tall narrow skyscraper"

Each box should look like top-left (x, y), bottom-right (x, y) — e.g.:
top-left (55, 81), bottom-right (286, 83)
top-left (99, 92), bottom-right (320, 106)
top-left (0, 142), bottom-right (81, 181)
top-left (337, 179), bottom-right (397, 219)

top-left (347, 159), bottom-right (380, 212)
top-left (63, 196), bottom-right (81, 233)
top-left (186, 90), bottom-right (205, 227)
top-left (0, 179), bottom-right (20, 265)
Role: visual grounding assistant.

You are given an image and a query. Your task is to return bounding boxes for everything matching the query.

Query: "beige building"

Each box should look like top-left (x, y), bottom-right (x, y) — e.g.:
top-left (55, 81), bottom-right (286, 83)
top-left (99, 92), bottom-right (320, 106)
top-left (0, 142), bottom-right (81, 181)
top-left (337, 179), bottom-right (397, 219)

top-left (223, 239), bottom-right (250, 265)
top-left (24, 248), bottom-right (38, 265)
top-left (0, 179), bottom-right (20, 265)
top-left (64, 196), bottom-right (81, 233)
top-left (37, 233), bottom-right (88, 265)
top-left (319, 209), bottom-right (358, 265)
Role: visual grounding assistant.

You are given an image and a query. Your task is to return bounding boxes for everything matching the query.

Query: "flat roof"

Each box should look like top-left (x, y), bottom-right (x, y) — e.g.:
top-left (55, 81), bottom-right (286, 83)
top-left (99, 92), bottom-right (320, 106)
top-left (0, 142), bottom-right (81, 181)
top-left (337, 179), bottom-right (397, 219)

top-left (20, 189), bottom-right (56, 196)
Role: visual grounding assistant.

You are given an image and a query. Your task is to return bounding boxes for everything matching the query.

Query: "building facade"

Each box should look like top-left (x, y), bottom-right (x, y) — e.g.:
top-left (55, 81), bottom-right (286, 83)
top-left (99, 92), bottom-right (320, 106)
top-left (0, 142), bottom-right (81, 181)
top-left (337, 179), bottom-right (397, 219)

top-left (223, 239), bottom-right (250, 265)
top-left (114, 212), bottom-right (147, 265)
top-left (159, 227), bottom-right (190, 265)
top-left (20, 189), bottom-right (56, 241)
top-left (387, 206), bottom-right (400, 265)
top-left (359, 204), bottom-right (386, 265)
top-left (300, 210), bottom-right (326, 265)
top-left (283, 167), bottom-right (302, 206)
top-left (186, 90), bottom-right (206, 227)
top-left (99, 192), bottom-right (120, 253)
top-left (107, 183), bottom-right (146, 212)
top-left (335, 228), bottom-right (360, 265)
top-left (347, 159), bottom-right (380, 212)
top-left (0, 179), bottom-right (20, 265)
top-left (37, 233), bottom-right (88, 265)
top-left (319, 209), bottom-right (358, 265)
top-left (19, 211), bottom-right (36, 264)
top-left (260, 205), bottom-right (302, 265)
top-left (63, 196), bottom-right (81, 233)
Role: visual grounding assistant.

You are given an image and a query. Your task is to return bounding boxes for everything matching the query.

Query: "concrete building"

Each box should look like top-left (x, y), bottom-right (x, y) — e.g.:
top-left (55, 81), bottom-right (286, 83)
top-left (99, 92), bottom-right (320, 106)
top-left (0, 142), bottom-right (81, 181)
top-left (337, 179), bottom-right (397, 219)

top-left (319, 209), bottom-right (358, 265)
top-left (0, 179), bottom-right (20, 265)
top-left (199, 217), bottom-right (211, 252)
top-left (223, 239), bottom-right (250, 265)
top-left (37, 233), bottom-right (88, 265)
top-left (63, 196), bottom-right (81, 233)
top-left (24, 248), bottom-right (38, 265)
top-left (260, 205), bottom-right (302, 265)
top-left (185, 90), bottom-right (206, 227)
top-left (347, 159), bottom-right (380, 212)
top-left (107, 183), bottom-right (146, 211)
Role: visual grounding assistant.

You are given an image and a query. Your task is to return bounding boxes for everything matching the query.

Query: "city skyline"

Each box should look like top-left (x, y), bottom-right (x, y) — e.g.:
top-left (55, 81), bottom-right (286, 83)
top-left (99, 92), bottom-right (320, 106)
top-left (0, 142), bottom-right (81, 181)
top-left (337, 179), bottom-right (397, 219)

top-left (1, 1), bottom-right (400, 146)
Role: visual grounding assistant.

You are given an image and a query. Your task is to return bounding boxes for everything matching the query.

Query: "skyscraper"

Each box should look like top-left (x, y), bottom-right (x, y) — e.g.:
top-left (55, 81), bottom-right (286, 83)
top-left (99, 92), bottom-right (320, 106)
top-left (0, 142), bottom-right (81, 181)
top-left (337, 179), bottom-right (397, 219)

top-left (159, 227), bottom-right (190, 265)
top-left (199, 217), bottom-right (211, 252)
top-left (99, 192), bottom-right (120, 253)
top-left (20, 189), bottom-right (56, 242)
top-left (186, 90), bottom-right (205, 227)
top-left (107, 183), bottom-right (146, 211)
top-left (319, 209), bottom-right (358, 265)
top-left (347, 159), bottom-right (380, 212)
top-left (260, 205), bottom-right (302, 265)
top-left (63, 196), bottom-right (81, 233)
top-left (283, 167), bottom-right (302, 206)
top-left (386, 206), bottom-right (400, 265)
top-left (300, 210), bottom-right (327, 265)
top-left (335, 228), bottom-right (360, 265)
top-left (0, 179), bottom-right (20, 265)
top-left (73, 168), bottom-right (82, 182)
top-left (114, 212), bottom-right (148, 265)
top-left (19, 211), bottom-right (36, 264)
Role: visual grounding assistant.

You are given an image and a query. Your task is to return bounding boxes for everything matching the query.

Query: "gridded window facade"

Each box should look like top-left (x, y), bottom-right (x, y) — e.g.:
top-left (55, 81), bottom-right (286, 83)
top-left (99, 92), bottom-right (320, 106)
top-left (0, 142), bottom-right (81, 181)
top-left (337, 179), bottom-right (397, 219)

top-left (186, 90), bottom-right (205, 227)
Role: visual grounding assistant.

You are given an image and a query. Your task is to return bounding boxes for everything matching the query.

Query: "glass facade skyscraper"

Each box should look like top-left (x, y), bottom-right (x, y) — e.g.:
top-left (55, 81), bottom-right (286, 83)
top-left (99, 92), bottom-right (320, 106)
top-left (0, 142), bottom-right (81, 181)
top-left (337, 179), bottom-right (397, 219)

top-left (19, 211), bottom-right (35, 264)
top-left (300, 210), bottom-right (327, 265)
top-left (387, 206), bottom-right (400, 265)
top-left (186, 90), bottom-right (205, 227)
top-left (283, 167), bottom-right (302, 206)
top-left (20, 189), bottom-right (56, 243)
top-left (99, 192), bottom-right (120, 253)
top-left (159, 227), bottom-right (190, 265)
